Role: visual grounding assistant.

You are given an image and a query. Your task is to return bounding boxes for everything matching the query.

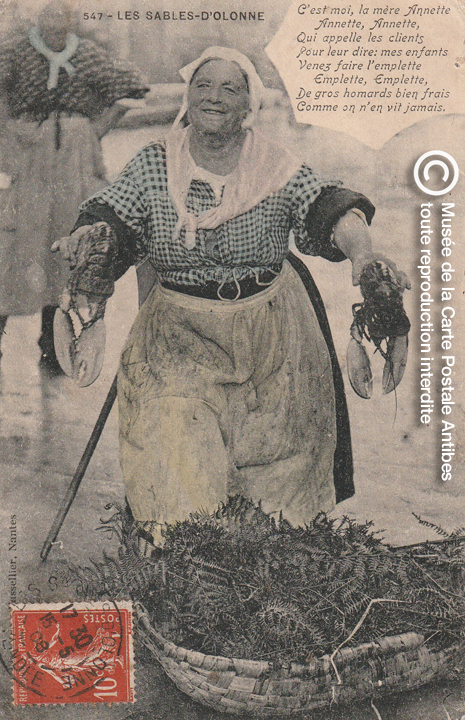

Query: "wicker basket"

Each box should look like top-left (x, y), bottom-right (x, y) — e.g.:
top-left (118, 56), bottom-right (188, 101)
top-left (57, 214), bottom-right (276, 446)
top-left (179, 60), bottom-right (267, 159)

top-left (135, 603), bottom-right (461, 716)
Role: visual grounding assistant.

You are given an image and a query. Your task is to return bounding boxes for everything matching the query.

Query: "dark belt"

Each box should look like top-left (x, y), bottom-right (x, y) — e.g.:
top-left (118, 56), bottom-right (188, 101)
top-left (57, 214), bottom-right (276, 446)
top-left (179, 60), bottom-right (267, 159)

top-left (160, 267), bottom-right (282, 301)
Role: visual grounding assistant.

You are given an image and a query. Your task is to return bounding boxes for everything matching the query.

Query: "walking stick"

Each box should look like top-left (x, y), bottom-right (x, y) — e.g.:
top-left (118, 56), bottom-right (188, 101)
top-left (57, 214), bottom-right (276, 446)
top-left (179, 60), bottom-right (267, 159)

top-left (40, 374), bottom-right (118, 562)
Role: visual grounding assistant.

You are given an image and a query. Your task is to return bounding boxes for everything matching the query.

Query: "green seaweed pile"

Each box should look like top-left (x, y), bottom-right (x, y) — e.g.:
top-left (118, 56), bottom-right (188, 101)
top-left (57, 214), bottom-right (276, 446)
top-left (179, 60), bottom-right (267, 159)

top-left (64, 496), bottom-right (465, 663)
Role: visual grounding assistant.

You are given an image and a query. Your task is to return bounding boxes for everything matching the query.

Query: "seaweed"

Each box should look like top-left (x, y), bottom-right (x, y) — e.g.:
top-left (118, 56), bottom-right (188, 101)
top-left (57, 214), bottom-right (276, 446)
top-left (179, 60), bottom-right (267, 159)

top-left (63, 497), bottom-right (465, 664)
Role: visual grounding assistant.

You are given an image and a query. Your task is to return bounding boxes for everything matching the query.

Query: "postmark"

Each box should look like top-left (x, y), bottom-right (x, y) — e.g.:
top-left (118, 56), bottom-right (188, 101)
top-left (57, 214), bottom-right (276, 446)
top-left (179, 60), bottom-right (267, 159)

top-left (10, 602), bottom-right (134, 706)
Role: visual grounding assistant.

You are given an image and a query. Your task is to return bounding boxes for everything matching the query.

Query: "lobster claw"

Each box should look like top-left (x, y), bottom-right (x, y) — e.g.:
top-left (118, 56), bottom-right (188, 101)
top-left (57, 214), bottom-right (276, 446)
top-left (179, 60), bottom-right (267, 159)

top-left (347, 334), bottom-right (373, 399)
top-left (382, 334), bottom-right (409, 395)
top-left (53, 308), bottom-right (106, 387)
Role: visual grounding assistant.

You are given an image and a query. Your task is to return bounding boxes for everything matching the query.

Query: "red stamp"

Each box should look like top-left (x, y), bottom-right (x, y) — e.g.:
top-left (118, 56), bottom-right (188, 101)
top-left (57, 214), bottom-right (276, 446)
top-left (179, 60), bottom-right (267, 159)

top-left (11, 602), bottom-right (134, 706)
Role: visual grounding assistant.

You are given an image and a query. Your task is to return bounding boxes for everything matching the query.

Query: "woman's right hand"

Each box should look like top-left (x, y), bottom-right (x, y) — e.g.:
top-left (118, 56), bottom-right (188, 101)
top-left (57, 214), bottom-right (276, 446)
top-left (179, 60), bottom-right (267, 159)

top-left (51, 225), bottom-right (93, 269)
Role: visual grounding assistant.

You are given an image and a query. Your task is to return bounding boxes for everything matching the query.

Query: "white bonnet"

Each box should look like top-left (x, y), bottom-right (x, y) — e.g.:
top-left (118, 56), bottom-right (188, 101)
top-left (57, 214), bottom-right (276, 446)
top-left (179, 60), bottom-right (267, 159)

top-left (173, 46), bottom-right (265, 128)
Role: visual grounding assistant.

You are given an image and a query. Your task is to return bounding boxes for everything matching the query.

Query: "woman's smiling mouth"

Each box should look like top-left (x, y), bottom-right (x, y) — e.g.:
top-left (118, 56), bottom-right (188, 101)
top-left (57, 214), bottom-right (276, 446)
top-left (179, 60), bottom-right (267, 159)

top-left (202, 107), bottom-right (226, 114)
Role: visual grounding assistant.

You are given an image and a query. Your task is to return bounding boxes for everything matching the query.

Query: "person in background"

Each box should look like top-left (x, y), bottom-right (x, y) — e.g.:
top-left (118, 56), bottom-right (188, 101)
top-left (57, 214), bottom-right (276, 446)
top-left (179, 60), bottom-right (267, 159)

top-left (0, 0), bottom-right (148, 370)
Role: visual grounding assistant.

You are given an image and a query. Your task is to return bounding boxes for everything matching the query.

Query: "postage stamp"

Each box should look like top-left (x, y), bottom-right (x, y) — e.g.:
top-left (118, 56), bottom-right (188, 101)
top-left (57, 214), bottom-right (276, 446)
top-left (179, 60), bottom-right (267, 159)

top-left (10, 601), bottom-right (134, 706)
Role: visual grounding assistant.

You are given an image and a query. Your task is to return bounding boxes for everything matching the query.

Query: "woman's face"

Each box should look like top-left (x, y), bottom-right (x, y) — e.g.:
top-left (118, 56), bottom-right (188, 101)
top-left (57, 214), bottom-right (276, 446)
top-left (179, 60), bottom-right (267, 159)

top-left (187, 59), bottom-right (250, 138)
top-left (38, 1), bottom-right (75, 50)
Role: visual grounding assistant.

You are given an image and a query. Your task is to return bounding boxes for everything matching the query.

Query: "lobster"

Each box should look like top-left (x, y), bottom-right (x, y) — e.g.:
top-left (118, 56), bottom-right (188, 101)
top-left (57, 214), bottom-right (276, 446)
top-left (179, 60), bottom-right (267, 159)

top-left (347, 259), bottom-right (410, 399)
top-left (53, 222), bottom-right (113, 387)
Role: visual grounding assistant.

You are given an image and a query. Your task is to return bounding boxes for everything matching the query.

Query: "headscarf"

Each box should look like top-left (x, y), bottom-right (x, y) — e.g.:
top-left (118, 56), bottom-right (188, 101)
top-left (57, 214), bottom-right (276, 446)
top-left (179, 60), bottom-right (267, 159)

top-left (167, 47), bottom-right (302, 250)
top-left (173, 46), bottom-right (265, 129)
top-left (28, 26), bottom-right (79, 89)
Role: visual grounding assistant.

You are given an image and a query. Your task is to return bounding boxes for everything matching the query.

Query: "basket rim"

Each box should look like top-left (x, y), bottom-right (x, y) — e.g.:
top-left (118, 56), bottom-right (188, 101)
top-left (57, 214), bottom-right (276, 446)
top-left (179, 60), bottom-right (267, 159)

top-left (134, 601), bottom-right (461, 677)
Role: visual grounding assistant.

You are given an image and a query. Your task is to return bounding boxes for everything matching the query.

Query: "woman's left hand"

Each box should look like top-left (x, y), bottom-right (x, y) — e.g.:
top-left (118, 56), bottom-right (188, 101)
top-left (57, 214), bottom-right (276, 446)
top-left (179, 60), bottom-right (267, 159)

top-left (352, 254), bottom-right (411, 292)
top-left (332, 210), bottom-right (411, 291)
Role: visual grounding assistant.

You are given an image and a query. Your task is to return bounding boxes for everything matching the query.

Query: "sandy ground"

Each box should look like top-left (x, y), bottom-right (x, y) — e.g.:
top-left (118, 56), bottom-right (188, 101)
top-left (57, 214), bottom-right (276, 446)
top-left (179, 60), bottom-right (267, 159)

top-left (0, 111), bottom-right (464, 718)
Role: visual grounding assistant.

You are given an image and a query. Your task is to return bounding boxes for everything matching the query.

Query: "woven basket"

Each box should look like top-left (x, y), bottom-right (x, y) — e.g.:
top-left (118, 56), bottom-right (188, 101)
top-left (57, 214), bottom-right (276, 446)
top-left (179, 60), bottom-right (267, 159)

top-left (135, 604), bottom-right (461, 716)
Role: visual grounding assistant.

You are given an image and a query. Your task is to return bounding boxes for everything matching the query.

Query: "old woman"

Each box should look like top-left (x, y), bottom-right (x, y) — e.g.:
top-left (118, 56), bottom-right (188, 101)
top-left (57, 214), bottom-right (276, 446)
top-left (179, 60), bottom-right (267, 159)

top-left (54, 47), bottom-right (407, 546)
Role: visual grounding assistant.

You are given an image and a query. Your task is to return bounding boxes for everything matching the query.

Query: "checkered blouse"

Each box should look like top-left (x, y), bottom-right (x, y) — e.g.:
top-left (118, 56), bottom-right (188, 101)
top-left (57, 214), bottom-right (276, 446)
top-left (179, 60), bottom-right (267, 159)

top-left (80, 141), bottom-right (373, 288)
